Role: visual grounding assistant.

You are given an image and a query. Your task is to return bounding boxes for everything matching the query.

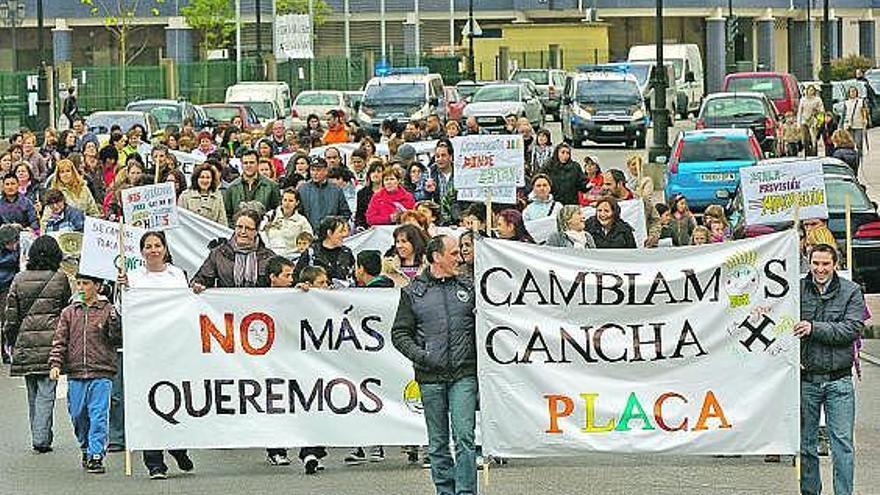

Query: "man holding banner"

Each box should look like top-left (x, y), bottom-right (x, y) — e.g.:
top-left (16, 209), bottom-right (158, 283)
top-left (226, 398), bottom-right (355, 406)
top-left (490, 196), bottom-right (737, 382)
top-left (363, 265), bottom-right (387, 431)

top-left (797, 243), bottom-right (866, 495)
top-left (392, 235), bottom-right (478, 495)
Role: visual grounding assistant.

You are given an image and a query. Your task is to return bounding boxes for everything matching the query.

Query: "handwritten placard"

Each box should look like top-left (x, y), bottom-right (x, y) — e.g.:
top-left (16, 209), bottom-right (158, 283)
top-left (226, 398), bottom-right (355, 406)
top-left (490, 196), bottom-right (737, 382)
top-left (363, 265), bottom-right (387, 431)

top-left (80, 217), bottom-right (147, 280)
top-left (121, 182), bottom-right (180, 230)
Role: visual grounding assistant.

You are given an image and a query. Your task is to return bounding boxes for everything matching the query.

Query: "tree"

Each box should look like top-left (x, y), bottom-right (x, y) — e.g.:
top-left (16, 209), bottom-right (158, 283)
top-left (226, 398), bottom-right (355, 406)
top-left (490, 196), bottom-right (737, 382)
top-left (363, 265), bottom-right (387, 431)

top-left (181, 0), bottom-right (236, 55)
top-left (276, 0), bottom-right (333, 26)
top-left (80, 0), bottom-right (164, 97)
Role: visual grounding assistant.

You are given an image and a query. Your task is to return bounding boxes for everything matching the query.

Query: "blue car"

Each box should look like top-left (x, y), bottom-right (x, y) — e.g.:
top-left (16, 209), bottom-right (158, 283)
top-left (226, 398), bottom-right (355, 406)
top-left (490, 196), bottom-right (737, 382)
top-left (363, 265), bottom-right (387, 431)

top-left (665, 128), bottom-right (763, 212)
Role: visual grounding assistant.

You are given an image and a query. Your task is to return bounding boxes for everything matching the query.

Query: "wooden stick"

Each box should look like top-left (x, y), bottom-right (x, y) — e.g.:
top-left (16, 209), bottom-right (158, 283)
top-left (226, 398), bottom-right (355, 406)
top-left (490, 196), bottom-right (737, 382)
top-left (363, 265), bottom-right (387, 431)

top-left (483, 454), bottom-right (490, 489)
top-left (125, 449), bottom-right (132, 477)
top-left (845, 193), bottom-right (853, 271)
top-left (485, 187), bottom-right (493, 236)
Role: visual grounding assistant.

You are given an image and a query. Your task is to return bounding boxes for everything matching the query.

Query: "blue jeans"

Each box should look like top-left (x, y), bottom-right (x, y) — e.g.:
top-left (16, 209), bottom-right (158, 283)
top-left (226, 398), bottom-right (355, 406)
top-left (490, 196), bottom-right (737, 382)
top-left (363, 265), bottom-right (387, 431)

top-left (801, 376), bottom-right (855, 495)
top-left (25, 374), bottom-right (57, 449)
top-left (109, 350), bottom-right (125, 448)
top-left (68, 378), bottom-right (112, 457)
top-left (420, 376), bottom-right (478, 495)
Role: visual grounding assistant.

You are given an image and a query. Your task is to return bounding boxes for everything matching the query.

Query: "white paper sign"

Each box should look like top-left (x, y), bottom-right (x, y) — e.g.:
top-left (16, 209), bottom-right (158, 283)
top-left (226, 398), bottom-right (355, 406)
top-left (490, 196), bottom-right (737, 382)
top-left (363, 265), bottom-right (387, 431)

top-left (741, 161), bottom-right (828, 225)
top-left (122, 288), bottom-right (427, 450)
top-left (80, 217), bottom-right (147, 280)
top-left (121, 182), bottom-right (180, 230)
top-left (453, 135), bottom-right (525, 190)
top-left (475, 232), bottom-right (801, 457)
top-left (274, 14), bottom-right (314, 60)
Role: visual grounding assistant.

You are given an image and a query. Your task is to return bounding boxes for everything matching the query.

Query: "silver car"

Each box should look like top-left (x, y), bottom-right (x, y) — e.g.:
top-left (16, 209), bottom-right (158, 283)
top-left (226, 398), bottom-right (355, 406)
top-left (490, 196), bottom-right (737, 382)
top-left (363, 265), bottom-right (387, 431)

top-left (462, 82), bottom-right (545, 132)
top-left (291, 90), bottom-right (355, 130)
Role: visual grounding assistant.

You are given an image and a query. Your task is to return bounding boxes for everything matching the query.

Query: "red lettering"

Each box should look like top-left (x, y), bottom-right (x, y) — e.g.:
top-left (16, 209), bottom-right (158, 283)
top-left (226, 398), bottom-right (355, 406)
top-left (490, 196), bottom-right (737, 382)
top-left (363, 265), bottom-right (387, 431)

top-left (653, 392), bottom-right (688, 431)
top-left (239, 312), bottom-right (275, 355)
top-left (200, 313), bottom-right (235, 353)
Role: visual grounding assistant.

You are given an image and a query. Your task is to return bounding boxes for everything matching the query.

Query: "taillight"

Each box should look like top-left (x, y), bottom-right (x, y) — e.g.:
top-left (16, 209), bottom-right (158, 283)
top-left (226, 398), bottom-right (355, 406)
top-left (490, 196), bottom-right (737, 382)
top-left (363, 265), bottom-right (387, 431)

top-left (855, 221), bottom-right (880, 239)
top-left (669, 139), bottom-right (684, 174)
top-left (764, 117), bottom-right (775, 136)
top-left (695, 119), bottom-right (705, 130)
top-left (748, 136), bottom-right (763, 159)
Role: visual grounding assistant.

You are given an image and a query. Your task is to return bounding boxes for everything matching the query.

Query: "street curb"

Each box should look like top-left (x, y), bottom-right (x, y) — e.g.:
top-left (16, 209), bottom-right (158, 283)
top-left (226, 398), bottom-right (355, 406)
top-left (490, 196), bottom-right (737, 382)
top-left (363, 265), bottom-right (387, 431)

top-left (860, 351), bottom-right (880, 366)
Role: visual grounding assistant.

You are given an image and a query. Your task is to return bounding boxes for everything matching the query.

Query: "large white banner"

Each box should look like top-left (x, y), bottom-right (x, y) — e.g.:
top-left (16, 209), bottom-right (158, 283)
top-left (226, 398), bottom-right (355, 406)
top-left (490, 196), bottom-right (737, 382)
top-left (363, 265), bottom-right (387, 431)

top-left (122, 288), bottom-right (426, 450)
top-left (475, 233), bottom-right (801, 457)
top-left (741, 161), bottom-right (828, 225)
top-left (525, 199), bottom-right (648, 246)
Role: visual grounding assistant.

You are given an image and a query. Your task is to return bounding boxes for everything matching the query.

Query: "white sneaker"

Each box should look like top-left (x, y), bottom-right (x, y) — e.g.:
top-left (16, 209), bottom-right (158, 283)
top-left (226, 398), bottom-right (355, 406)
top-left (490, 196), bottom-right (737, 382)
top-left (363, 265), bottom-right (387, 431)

top-left (267, 453), bottom-right (291, 466)
top-left (369, 446), bottom-right (385, 462)
top-left (303, 454), bottom-right (319, 475)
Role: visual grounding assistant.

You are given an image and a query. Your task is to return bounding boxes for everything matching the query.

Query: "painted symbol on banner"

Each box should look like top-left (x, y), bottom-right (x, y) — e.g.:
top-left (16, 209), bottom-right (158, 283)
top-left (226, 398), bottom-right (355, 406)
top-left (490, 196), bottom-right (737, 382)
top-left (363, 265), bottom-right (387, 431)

top-left (456, 289), bottom-right (471, 303)
top-left (403, 380), bottom-right (424, 415)
top-left (722, 250), bottom-right (761, 310)
top-left (737, 313), bottom-right (776, 352)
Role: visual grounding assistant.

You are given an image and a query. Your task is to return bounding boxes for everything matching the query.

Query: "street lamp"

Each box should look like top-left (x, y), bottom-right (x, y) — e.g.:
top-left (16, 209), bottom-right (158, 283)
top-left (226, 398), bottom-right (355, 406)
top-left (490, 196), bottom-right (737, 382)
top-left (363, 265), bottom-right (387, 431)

top-left (467, 0), bottom-right (475, 81)
top-left (36, 0), bottom-right (49, 133)
top-left (648, 0), bottom-right (671, 164)
top-left (0, 0), bottom-right (25, 71)
top-left (819, 0), bottom-right (832, 110)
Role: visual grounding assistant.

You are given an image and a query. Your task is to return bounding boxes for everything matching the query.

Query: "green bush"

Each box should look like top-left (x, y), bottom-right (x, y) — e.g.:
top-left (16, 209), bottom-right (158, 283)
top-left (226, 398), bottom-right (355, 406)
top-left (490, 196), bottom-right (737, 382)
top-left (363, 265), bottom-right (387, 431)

top-left (830, 55), bottom-right (874, 81)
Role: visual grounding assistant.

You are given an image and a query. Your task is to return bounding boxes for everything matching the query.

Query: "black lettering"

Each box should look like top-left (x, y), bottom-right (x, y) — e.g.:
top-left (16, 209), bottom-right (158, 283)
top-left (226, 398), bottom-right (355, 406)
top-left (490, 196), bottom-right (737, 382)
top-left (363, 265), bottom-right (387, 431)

top-left (334, 317), bottom-right (363, 350)
top-left (739, 314), bottom-right (776, 351)
top-left (681, 268), bottom-right (721, 303)
top-left (513, 270), bottom-right (548, 305)
top-left (548, 270), bottom-right (586, 305)
top-left (593, 324), bottom-right (628, 362)
top-left (301, 319), bottom-right (333, 350)
top-left (361, 315), bottom-right (385, 351)
top-left (559, 327), bottom-right (596, 363)
top-left (182, 379), bottom-right (212, 417)
top-left (631, 323), bottom-right (665, 362)
top-left (325, 378), bottom-right (358, 414)
top-left (289, 378), bottom-right (324, 412)
top-left (238, 379), bottom-right (264, 414)
top-left (485, 326), bottom-right (519, 365)
top-left (764, 259), bottom-right (790, 299)
top-left (595, 272), bottom-right (624, 305)
top-left (149, 380), bottom-right (181, 425)
top-left (358, 378), bottom-right (384, 413)
top-left (521, 328), bottom-right (556, 363)
top-left (265, 378), bottom-right (286, 414)
top-left (641, 272), bottom-right (678, 305)
top-left (214, 379), bottom-right (235, 415)
top-left (480, 267), bottom-right (513, 306)
top-left (671, 320), bottom-right (708, 358)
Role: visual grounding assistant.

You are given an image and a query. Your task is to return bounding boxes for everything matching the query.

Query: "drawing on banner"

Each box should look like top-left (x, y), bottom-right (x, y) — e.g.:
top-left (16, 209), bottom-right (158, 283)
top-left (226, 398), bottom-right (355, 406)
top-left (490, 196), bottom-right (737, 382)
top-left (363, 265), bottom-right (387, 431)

top-left (274, 14), bottom-right (314, 60)
top-left (121, 182), bottom-right (179, 230)
top-left (740, 161), bottom-right (828, 225)
top-left (80, 217), bottom-right (147, 280)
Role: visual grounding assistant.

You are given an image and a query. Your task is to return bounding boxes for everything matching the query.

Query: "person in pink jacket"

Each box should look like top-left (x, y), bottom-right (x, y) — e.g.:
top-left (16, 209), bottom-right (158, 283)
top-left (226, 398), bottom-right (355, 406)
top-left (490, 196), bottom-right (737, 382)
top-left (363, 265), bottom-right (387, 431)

top-left (366, 166), bottom-right (415, 226)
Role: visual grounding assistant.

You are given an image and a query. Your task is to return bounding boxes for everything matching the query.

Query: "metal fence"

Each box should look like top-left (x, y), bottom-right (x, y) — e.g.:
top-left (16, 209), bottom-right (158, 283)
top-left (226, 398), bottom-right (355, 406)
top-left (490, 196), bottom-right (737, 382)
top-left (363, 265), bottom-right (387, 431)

top-left (0, 70), bottom-right (29, 137)
top-left (73, 65), bottom-right (168, 115)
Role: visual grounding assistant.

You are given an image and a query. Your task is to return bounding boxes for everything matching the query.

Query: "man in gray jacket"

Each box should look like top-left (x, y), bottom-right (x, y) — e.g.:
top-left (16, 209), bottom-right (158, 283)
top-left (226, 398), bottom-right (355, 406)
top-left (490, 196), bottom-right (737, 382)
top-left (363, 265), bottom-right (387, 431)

top-left (795, 243), bottom-right (865, 495)
top-left (392, 235), bottom-right (477, 495)
top-left (297, 157), bottom-right (351, 230)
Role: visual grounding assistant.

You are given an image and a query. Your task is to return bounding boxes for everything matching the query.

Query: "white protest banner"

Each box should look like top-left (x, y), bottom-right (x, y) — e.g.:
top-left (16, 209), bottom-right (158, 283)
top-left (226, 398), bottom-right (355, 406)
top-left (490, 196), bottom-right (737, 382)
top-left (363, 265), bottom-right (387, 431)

top-left (475, 232), bottom-right (800, 456)
top-left (525, 200), bottom-right (648, 246)
top-left (344, 225), bottom-right (466, 255)
top-left (122, 288), bottom-right (427, 450)
top-left (741, 161), bottom-right (828, 225)
top-left (453, 134), bottom-right (524, 204)
top-left (80, 217), bottom-right (147, 280)
top-left (274, 14), bottom-right (313, 60)
top-left (121, 182), bottom-right (180, 230)
top-left (164, 208), bottom-right (232, 278)
top-left (457, 186), bottom-right (517, 205)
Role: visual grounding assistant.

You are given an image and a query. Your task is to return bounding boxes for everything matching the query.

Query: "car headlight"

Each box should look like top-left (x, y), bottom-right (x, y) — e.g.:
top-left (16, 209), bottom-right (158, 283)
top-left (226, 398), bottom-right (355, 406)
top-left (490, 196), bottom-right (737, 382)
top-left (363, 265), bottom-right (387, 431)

top-left (631, 109), bottom-right (645, 121)
top-left (573, 105), bottom-right (592, 121)
top-left (358, 109), bottom-right (373, 123)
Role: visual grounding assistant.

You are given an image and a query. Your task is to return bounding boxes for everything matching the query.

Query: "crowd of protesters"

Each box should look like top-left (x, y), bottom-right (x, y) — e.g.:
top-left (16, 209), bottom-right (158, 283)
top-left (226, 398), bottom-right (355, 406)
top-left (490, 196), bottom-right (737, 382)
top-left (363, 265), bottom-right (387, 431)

top-left (0, 103), bottom-right (868, 495)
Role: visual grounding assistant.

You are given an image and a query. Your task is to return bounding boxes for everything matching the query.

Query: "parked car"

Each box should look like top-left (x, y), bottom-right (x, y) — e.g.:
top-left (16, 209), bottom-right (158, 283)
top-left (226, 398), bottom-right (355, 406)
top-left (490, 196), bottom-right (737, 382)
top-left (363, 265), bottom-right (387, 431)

top-left (696, 92), bottom-right (780, 156)
top-left (628, 43), bottom-right (704, 118)
top-left (462, 81), bottom-right (545, 132)
top-left (85, 111), bottom-right (162, 143)
top-left (444, 86), bottom-right (467, 122)
top-left (726, 156), bottom-right (880, 292)
top-left (225, 81), bottom-right (294, 128)
top-left (455, 80), bottom-right (485, 102)
top-left (559, 70), bottom-right (648, 148)
top-left (722, 72), bottom-right (801, 115)
top-left (665, 128), bottom-right (763, 211)
top-left (291, 90), bottom-right (355, 130)
top-left (125, 99), bottom-right (212, 131)
top-left (356, 71), bottom-right (447, 138)
top-left (510, 68), bottom-right (567, 120)
top-left (201, 103), bottom-right (261, 130)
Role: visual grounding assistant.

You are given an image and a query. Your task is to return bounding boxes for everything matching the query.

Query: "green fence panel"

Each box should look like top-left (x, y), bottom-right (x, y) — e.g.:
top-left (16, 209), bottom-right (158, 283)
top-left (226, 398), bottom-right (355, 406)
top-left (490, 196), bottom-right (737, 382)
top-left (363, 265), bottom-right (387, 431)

top-left (0, 70), bottom-right (29, 137)
top-left (73, 65), bottom-right (167, 114)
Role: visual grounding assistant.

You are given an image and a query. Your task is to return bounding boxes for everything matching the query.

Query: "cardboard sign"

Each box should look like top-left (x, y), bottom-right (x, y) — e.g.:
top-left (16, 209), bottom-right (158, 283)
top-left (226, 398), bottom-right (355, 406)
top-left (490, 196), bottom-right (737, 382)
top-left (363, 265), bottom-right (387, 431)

top-left (80, 217), bottom-right (147, 280)
top-left (121, 182), bottom-right (180, 230)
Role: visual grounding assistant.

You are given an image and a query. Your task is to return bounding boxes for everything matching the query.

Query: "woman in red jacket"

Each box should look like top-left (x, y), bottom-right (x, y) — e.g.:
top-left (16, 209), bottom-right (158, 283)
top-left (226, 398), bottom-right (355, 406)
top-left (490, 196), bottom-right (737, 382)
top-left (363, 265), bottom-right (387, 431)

top-left (366, 165), bottom-right (415, 226)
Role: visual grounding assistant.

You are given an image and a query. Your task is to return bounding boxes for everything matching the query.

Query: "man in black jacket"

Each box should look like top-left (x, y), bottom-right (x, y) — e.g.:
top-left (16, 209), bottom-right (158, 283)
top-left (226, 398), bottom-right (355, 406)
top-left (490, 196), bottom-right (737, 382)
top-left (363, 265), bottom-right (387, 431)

top-left (796, 243), bottom-right (865, 495)
top-left (392, 235), bottom-right (477, 495)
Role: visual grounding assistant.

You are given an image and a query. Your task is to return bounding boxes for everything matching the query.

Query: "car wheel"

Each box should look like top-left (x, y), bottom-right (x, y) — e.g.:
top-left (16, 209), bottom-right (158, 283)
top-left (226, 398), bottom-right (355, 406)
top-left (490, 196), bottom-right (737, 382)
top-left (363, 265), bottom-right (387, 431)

top-left (637, 137), bottom-right (647, 149)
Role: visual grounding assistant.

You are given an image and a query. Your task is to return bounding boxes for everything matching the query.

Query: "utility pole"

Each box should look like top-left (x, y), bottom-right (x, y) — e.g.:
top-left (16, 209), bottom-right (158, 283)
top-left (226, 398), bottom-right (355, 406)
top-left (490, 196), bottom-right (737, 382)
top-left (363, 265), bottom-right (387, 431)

top-left (819, 0), bottom-right (832, 109)
top-left (648, 0), bottom-right (671, 164)
top-left (256, 0), bottom-right (262, 56)
top-left (344, 0), bottom-right (351, 87)
top-left (308, 0), bottom-right (315, 90)
top-left (449, 0), bottom-right (455, 56)
top-left (414, 0), bottom-right (420, 66)
top-left (236, 0), bottom-right (242, 82)
top-left (380, 0), bottom-right (386, 62)
top-left (468, 0), bottom-right (475, 80)
top-left (36, 0), bottom-right (49, 133)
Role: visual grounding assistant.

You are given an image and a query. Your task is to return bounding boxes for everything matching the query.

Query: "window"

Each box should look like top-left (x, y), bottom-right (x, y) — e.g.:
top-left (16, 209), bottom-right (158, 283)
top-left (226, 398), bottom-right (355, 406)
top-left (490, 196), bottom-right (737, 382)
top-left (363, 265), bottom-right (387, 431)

top-left (726, 77), bottom-right (786, 100)
top-left (703, 98), bottom-right (767, 119)
top-left (472, 85), bottom-right (521, 103)
top-left (512, 70), bottom-right (549, 85)
top-left (296, 93), bottom-right (341, 106)
top-left (679, 137), bottom-right (757, 163)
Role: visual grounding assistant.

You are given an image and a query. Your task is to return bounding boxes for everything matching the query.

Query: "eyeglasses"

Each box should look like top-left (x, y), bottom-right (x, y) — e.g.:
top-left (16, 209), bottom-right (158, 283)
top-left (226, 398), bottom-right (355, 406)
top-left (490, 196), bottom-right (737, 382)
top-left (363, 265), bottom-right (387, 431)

top-left (235, 224), bottom-right (256, 232)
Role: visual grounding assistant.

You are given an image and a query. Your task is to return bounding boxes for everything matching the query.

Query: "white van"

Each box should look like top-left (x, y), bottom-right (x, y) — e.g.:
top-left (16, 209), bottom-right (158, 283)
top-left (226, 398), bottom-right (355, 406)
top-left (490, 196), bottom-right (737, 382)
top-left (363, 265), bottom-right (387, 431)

top-left (356, 71), bottom-right (447, 138)
top-left (628, 44), bottom-right (704, 118)
top-left (225, 82), bottom-right (293, 128)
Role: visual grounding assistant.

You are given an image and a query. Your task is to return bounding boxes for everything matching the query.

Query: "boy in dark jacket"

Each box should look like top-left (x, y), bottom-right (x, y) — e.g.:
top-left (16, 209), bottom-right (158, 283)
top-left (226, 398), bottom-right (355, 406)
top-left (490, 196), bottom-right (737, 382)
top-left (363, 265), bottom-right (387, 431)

top-left (48, 273), bottom-right (121, 474)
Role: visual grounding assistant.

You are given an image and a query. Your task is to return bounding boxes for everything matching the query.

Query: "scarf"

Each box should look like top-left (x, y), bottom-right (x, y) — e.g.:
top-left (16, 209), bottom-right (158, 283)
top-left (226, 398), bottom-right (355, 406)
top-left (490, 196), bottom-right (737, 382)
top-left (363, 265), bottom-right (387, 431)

top-left (565, 230), bottom-right (589, 249)
top-left (231, 238), bottom-right (259, 287)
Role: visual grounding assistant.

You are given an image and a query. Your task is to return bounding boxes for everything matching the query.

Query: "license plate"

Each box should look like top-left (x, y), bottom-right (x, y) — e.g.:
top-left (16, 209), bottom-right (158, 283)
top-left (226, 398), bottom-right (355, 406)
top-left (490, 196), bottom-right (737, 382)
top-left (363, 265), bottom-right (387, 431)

top-left (478, 117), bottom-right (496, 124)
top-left (700, 172), bottom-right (736, 182)
top-left (602, 125), bottom-right (624, 132)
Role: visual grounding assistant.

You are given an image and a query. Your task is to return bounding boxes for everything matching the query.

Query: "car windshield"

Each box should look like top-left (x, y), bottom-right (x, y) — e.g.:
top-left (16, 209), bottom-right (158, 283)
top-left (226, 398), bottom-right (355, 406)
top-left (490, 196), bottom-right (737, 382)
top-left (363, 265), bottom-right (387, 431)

top-left (87, 114), bottom-right (146, 134)
top-left (727, 77), bottom-right (786, 100)
top-left (203, 106), bottom-right (241, 122)
top-left (457, 84), bottom-right (482, 98)
top-left (576, 80), bottom-right (641, 105)
top-left (512, 70), bottom-right (548, 85)
top-left (235, 102), bottom-right (275, 120)
top-left (679, 137), bottom-right (757, 163)
top-left (826, 180), bottom-right (873, 210)
top-left (296, 93), bottom-right (340, 106)
top-left (127, 104), bottom-right (180, 128)
top-left (635, 58), bottom-right (683, 80)
top-left (364, 84), bottom-right (426, 105)
top-left (626, 65), bottom-right (651, 86)
top-left (704, 97), bottom-right (766, 119)
top-left (472, 85), bottom-right (520, 102)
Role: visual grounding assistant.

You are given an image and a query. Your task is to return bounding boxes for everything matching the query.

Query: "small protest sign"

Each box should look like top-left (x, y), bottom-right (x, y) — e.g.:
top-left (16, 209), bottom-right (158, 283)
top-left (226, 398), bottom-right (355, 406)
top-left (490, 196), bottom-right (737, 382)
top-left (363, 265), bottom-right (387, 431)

top-left (121, 182), bottom-right (180, 230)
top-left (80, 217), bottom-right (147, 280)
top-left (453, 135), bottom-right (525, 193)
top-left (740, 161), bottom-right (828, 225)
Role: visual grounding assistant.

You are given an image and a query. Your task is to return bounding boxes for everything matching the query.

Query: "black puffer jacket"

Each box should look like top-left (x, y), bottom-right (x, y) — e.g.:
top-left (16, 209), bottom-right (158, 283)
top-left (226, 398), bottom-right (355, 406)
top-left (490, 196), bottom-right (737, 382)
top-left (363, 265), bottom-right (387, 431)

top-left (191, 239), bottom-right (276, 288)
top-left (831, 147), bottom-right (859, 171)
top-left (539, 160), bottom-right (588, 206)
top-left (585, 216), bottom-right (637, 249)
top-left (294, 241), bottom-right (356, 284)
top-left (801, 273), bottom-right (866, 375)
top-left (5, 269), bottom-right (72, 376)
top-left (391, 270), bottom-right (476, 384)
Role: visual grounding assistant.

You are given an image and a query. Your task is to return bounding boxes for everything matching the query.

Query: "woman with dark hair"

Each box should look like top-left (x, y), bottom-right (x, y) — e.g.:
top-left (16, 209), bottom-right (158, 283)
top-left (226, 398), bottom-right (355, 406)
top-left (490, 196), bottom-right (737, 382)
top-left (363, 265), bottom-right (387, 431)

top-left (117, 231), bottom-right (195, 479)
top-left (177, 163), bottom-right (227, 226)
top-left (495, 209), bottom-right (534, 243)
top-left (359, 136), bottom-right (377, 162)
top-left (15, 162), bottom-right (42, 211)
top-left (530, 128), bottom-right (554, 174)
top-left (585, 197), bottom-right (637, 249)
top-left (298, 114), bottom-right (324, 144)
top-left (538, 143), bottom-right (587, 205)
top-left (162, 167), bottom-right (188, 198)
top-left (220, 126), bottom-right (242, 157)
top-left (458, 230), bottom-right (475, 280)
top-left (260, 188), bottom-right (313, 257)
top-left (522, 173), bottom-right (561, 222)
top-left (257, 138), bottom-right (285, 178)
top-left (579, 155), bottom-right (605, 206)
top-left (293, 215), bottom-right (355, 284)
top-left (382, 223), bottom-right (427, 286)
top-left (57, 130), bottom-right (78, 158)
top-left (355, 159), bottom-right (385, 230)
top-left (279, 152), bottom-right (310, 190)
top-left (191, 209), bottom-right (277, 290)
top-left (5, 236), bottom-right (72, 453)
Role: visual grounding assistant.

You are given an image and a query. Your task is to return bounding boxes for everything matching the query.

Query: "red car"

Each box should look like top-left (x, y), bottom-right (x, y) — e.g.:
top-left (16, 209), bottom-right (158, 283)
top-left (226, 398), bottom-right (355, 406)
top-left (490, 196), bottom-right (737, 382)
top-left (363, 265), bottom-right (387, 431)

top-left (722, 72), bottom-right (802, 115)
top-left (201, 103), bottom-right (262, 130)
top-left (444, 86), bottom-right (467, 122)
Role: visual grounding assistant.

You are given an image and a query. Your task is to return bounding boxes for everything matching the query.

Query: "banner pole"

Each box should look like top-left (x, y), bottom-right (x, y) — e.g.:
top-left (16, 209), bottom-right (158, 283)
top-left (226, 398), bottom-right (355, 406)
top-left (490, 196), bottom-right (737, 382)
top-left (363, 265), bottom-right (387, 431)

top-left (483, 455), bottom-right (490, 490)
top-left (485, 187), bottom-right (493, 236)
top-left (116, 219), bottom-right (132, 477)
top-left (845, 194), bottom-right (853, 271)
